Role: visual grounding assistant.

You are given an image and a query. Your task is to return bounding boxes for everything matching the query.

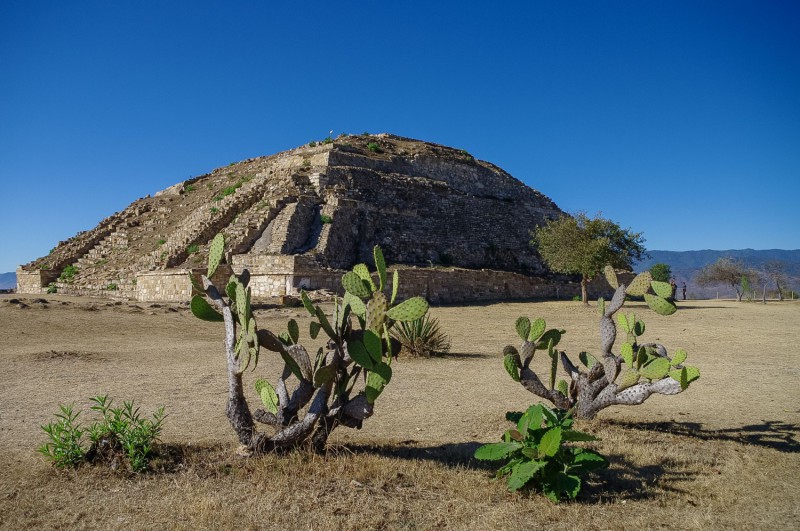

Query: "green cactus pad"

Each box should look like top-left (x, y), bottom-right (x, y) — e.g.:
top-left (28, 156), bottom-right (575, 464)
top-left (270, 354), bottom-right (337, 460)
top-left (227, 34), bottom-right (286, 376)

top-left (683, 365), bottom-right (700, 383)
top-left (520, 342), bottom-right (535, 363)
top-left (626, 271), bottom-right (652, 297)
top-left (633, 319), bottom-right (645, 336)
top-left (391, 270), bottom-right (399, 305)
top-left (300, 290), bottom-right (316, 315)
top-left (344, 291), bottom-right (366, 318)
top-left (286, 344), bottom-right (312, 381)
top-left (366, 292), bottom-right (388, 331)
top-left (578, 351), bottom-right (597, 369)
top-left (549, 343), bottom-right (559, 389)
top-left (256, 329), bottom-right (285, 353)
top-left (313, 364), bottom-right (337, 387)
top-left (597, 297), bottom-right (605, 316)
top-left (670, 348), bottom-right (687, 366)
top-left (504, 354), bottom-right (521, 382)
top-left (616, 370), bottom-right (640, 391)
top-left (287, 319), bottom-right (299, 344)
top-left (535, 328), bottom-right (563, 350)
top-left (207, 233), bottom-right (225, 278)
top-left (515, 317), bottom-right (531, 341)
top-left (639, 357), bottom-right (671, 380)
top-left (235, 283), bottom-right (247, 321)
top-left (342, 271), bottom-right (372, 299)
top-left (617, 312), bottom-right (630, 333)
top-left (254, 379), bottom-right (280, 415)
top-left (557, 379), bottom-right (569, 397)
top-left (669, 368), bottom-right (689, 390)
top-left (604, 265), bottom-right (619, 289)
top-left (528, 318), bottom-right (546, 342)
top-left (226, 277), bottom-right (238, 302)
top-left (190, 295), bottom-right (224, 322)
top-left (308, 321), bottom-right (321, 340)
top-left (651, 280), bottom-right (673, 299)
top-left (644, 293), bottom-right (677, 316)
top-left (620, 343), bottom-right (634, 367)
top-left (386, 296), bottom-right (428, 322)
top-left (347, 340), bottom-right (374, 369)
top-left (363, 330), bottom-right (383, 364)
top-left (353, 263), bottom-right (376, 292)
top-left (365, 363), bottom-right (392, 404)
top-left (373, 246), bottom-right (387, 292)
top-left (314, 306), bottom-right (337, 339)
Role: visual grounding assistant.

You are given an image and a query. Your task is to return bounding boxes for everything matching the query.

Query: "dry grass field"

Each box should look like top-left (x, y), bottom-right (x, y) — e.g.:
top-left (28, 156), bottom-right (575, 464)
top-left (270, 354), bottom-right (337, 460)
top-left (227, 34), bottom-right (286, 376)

top-left (1, 294), bottom-right (798, 530)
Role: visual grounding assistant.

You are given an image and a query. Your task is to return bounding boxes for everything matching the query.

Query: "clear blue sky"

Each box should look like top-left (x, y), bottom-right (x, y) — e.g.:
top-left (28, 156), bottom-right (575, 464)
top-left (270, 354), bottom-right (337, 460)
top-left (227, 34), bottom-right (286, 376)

top-left (2, 1), bottom-right (798, 272)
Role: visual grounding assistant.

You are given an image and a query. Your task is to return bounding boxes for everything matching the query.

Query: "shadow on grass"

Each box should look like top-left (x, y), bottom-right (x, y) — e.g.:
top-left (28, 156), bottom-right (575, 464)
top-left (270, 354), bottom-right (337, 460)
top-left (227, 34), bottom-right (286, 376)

top-left (607, 419), bottom-right (800, 453)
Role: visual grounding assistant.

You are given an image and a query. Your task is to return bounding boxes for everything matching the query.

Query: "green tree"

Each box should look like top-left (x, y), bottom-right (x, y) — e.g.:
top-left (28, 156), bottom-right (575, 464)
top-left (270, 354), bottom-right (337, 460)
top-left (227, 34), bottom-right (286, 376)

top-left (695, 257), bottom-right (756, 302)
top-left (649, 263), bottom-right (672, 282)
top-left (531, 213), bottom-right (647, 304)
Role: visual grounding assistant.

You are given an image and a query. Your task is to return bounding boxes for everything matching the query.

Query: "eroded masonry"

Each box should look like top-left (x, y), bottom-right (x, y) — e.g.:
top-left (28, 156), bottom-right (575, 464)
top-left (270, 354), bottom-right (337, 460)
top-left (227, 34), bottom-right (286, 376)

top-left (17, 134), bottom-right (615, 303)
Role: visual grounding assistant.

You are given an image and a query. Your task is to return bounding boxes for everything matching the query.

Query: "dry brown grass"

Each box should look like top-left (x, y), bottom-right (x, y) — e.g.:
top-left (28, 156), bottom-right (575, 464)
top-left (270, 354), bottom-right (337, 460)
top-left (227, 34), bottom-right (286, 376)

top-left (1, 295), bottom-right (798, 530)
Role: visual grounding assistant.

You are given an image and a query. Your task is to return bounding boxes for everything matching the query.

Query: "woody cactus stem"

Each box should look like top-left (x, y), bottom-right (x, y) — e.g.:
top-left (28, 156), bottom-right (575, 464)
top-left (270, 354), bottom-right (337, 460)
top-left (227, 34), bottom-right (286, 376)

top-left (191, 235), bottom-right (428, 454)
top-left (504, 266), bottom-right (700, 420)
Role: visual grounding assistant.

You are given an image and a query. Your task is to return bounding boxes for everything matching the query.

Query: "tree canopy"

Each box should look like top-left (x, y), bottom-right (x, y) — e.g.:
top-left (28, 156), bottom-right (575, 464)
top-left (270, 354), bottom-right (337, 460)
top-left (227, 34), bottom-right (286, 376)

top-left (531, 213), bottom-right (647, 304)
top-left (649, 263), bottom-right (672, 282)
top-left (695, 257), bottom-right (756, 302)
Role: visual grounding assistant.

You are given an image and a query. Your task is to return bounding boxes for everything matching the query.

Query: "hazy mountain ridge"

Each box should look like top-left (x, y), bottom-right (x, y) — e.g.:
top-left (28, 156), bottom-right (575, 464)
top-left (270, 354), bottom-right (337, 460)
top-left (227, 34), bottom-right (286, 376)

top-left (0, 272), bottom-right (16, 290)
top-left (635, 249), bottom-right (800, 299)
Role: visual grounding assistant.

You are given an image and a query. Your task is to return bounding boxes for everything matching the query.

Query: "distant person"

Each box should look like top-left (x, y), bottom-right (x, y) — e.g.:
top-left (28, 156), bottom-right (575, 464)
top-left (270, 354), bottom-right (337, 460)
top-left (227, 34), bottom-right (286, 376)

top-left (669, 278), bottom-right (677, 301)
top-left (682, 282), bottom-right (687, 300)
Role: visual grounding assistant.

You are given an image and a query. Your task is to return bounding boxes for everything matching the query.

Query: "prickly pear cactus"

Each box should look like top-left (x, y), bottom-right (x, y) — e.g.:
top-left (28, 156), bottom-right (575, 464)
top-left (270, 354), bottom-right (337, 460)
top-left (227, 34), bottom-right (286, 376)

top-left (501, 265), bottom-right (699, 419)
top-left (190, 235), bottom-right (429, 453)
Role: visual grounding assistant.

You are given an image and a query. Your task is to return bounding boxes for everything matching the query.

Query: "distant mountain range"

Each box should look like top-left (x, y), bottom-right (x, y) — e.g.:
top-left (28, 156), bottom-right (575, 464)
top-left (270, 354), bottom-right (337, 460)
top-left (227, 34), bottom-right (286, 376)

top-left (635, 249), bottom-right (800, 299)
top-left (0, 272), bottom-right (16, 290)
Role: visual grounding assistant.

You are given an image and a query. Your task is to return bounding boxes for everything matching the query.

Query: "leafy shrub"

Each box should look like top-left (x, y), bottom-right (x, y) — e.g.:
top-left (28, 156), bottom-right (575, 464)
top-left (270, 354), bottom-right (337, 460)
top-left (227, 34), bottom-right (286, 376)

top-left (572, 295), bottom-right (582, 302)
top-left (157, 238), bottom-right (166, 246)
top-left (184, 184), bottom-right (196, 192)
top-left (322, 136), bottom-right (333, 144)
top-left (320, 214), bottom-right (333, 224)
top-left (210, 207), bottom-right (219, 214)
top-left (37, 404), bottom-right (85, 468)
top-left (308, 140), bottom-right (317, 147)
top-left (367, 142), bottom-right (382, 153)
top-left (37, 396), bottom-right (166, 472)
top-left (106, 283), bottom-right (118, 291)
top-left (392, 314), bottom-right (451, 358)
top-left (186, 244), bottom-right (199, 254)
top-left (58, 264), bottom-right (78, 283)
top-left (475, 404), bottom-right (606, 502)
top-left (46, 283), bottom-right (57, 294)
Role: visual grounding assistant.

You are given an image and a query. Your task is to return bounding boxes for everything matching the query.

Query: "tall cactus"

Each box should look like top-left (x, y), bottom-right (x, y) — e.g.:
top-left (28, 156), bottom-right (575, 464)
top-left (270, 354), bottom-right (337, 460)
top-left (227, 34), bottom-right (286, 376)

top-left (190, 235), bottom-right (428, 453)
top-left (502, 265), bottom-right (700, 419)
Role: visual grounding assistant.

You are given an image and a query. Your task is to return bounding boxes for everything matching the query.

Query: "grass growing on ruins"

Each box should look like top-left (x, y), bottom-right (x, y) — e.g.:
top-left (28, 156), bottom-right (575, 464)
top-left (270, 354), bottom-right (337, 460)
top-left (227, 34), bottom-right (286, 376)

top-left (1, 296), bottom-right (798, 529)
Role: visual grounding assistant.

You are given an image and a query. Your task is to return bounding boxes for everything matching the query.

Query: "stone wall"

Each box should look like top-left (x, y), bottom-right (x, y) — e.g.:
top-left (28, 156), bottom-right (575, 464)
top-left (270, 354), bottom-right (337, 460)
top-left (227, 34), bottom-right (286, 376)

top-left (15, 267), bottom-right (60, 294)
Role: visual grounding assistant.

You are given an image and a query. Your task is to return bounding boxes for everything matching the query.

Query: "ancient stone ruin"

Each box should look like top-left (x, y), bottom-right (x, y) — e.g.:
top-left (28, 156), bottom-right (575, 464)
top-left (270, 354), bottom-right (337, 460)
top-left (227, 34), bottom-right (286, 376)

top-left (17, 134), bottom-right (612, 303)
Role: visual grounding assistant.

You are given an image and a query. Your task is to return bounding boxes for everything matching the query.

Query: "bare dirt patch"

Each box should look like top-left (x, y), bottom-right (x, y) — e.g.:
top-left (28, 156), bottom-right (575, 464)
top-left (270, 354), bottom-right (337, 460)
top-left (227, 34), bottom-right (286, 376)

top-left (0, 294), bottom-right (798, 529)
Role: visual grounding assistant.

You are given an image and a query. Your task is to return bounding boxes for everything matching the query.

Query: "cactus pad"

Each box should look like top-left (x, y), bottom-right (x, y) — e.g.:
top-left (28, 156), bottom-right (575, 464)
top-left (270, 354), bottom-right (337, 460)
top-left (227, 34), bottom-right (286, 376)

top-left (639, 357), bottom-right (670, 380)
top-left (373, 246), bottom-right (387, 292)
top-left (604, 265), bottom-right (619, 289)
top-left (347, 340), bottom-right (374, 369)
top-left (287, 319), bottom-right (299, 344)
top-left (603, 356), bottom-right (619, 384)
top-left (515, 317), bottom-right (531, 341)
top-left (254, 379), bottom-right (280, 415)
top-left (300, 290), bottom-right (316, 315)
top-left (363, 330), bottom-right (383, 364)
top-left (365, 362), bottom-right (392, 404)
top-left (366, 292), bottom-right (388, 331)
top-left (644, 293), bottom-right (677, 316)
top-left (386, 296), bottom-right (428, 322)
top-left (391, 270), bottom-right (399, 305)
top-left (504, 353), bottom-right (521, 382)
top-left (620, 343), bottom-right (634, 367)
top-left (309, 321), bottom-right (322, 340)
top-left (670, 348), bottom-right (687, 366)
top-left (535, 328), bottom-right (563, 350)
top-left (342, 271), bottom-right (372, 299)
top-left (313, 364), bottom-right (337, 387)
top-left (353, 263), bottom-right (376, 291)
top-left (616, 370), bottom-right (640, 391)
top-left (626, 271), bottom-right (652, 297)
top-left (207, 233), bottom-right (225, 277)
top-left (578, 351), bottom-right (597, 369)
top-left (617, 312), bottom-right (630, 333)
top-left (557, 379), bottom-right (569, 397)
top-left (651, 280), bottom-right (673, 299)
top-left (190, 295), bottom-right (223, 322)
top-left (529, 318), bottom-right (546, 342)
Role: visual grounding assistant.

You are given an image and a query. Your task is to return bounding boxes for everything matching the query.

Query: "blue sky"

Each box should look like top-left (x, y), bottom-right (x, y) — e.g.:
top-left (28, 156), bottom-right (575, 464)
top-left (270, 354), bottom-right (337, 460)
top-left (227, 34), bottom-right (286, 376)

top-left (1, 1), bottom-right (798, 272)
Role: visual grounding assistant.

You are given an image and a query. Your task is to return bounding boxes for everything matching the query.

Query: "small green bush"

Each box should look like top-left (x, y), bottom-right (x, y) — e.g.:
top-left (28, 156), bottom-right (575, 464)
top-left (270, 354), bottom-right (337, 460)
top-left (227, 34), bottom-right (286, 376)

top-left (308, 141), bottom-right (317, 147)
top-left (157, 239), bottom-right (166, 246)
top-left (475, 404), bottom-right (607, 502)
top-left (367, 142), bottom-right (381, 153)
top-left (322, 136), bottom-right (333, 145)
top-left (187, 244), bottom-right (199, 254)
top-left (37, 395), bottom-right (166, 473)
top-left (106, 283), bottom-right (118, 291)
top-left (210, 207), bottom-right (219, 214)
top-left (46, 282), bottom-right (57, 294)
top-left (320, 214), bottom-right (333, 224)
top-left (184, 184), bottom-right (196, 192)
top-left (572, 295), bottom-right (582, 302)
top-left (58, 264), bottom-right (78, 283)
top-left (392, 314), bottom-right (451, 358)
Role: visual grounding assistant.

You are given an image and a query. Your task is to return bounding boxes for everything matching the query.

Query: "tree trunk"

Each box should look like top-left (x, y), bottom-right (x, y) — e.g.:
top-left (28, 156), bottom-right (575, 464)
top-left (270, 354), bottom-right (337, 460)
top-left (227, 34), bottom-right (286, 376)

top-left (581, 275), bottom-right (589, 305)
